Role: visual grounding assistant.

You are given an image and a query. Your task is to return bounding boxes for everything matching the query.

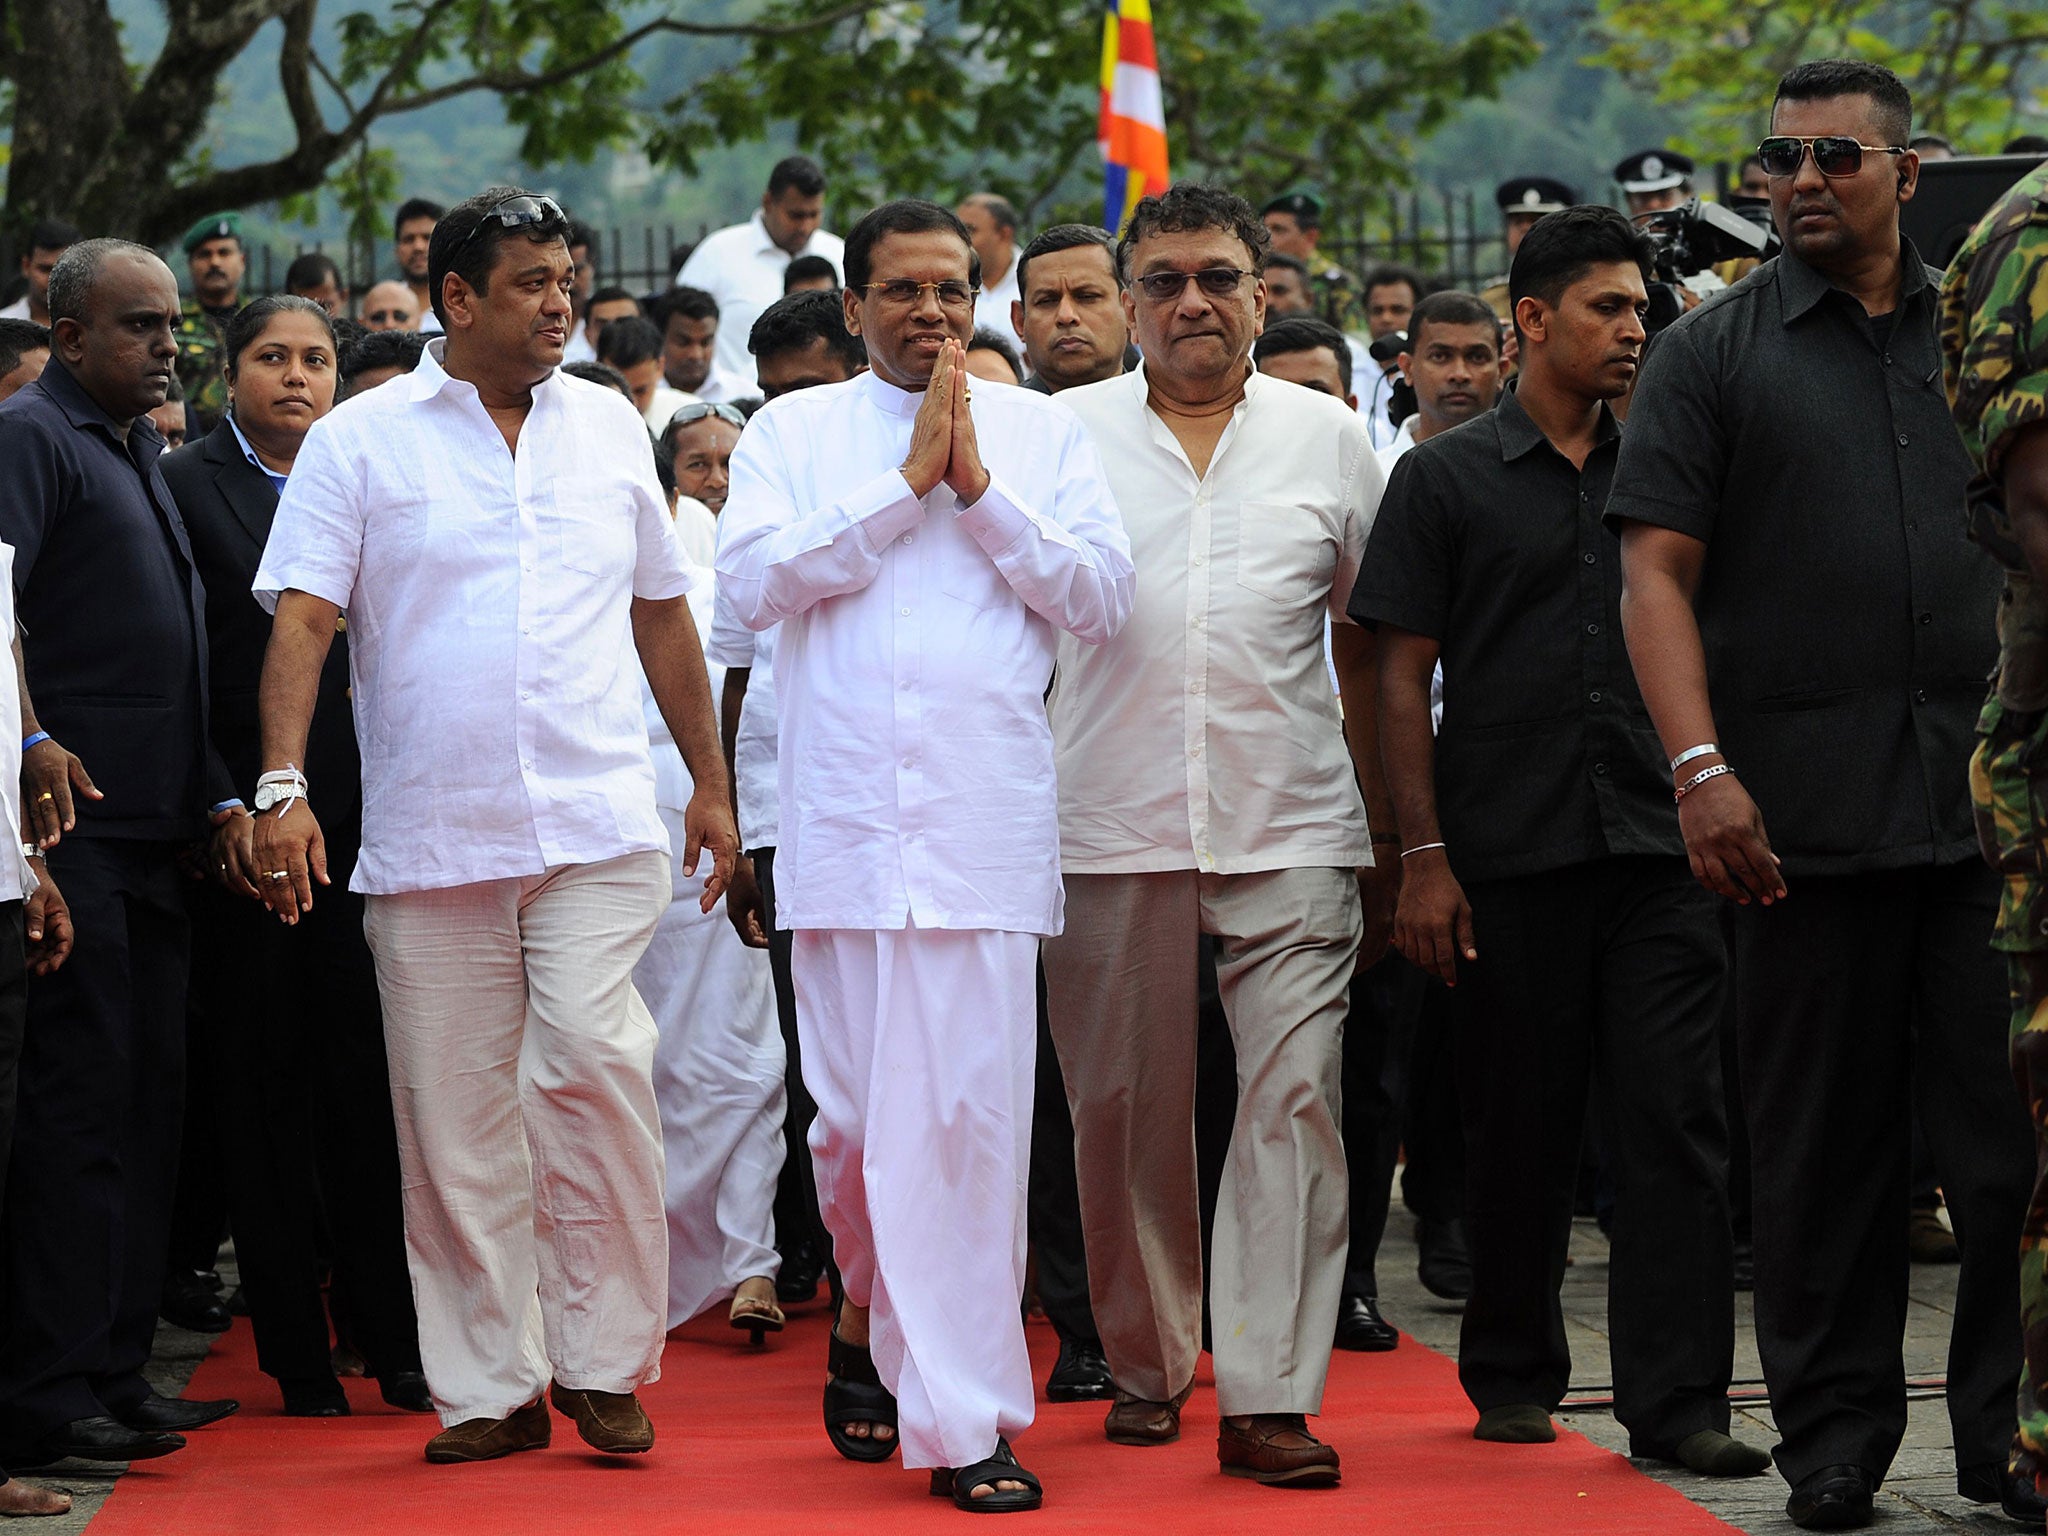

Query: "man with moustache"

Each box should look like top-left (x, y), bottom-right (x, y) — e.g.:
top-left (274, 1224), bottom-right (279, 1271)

top-left (175, 212), bottom-right (248, 431)
top-left (1353, 206), bottom-right (1763, 1476)
top-left (253, 187), bottom-right (737, 1466)
top-left (0, 237), bottom-right (243, 1470)
top-left (717, 198), bottom-right (1131, 1512)
top-left (1011, 224), bottom-right (1128, 394)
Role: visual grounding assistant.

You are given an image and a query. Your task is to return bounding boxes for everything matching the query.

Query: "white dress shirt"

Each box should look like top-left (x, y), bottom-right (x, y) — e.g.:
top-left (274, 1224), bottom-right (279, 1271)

top-left (0, 544), bottom-right (32, 903)
top-left (254, 339), bottom-right (696, 896)
top-left (1050, 365), bottom-right (1381, 876)
top-left (975, 257), bottom-right (1022, 342)
top-left (644, 382), bottom-right (699, 433)
top-left (0, 297), bottom-right (30, 322)
top-left (562, 326), bottom-right (597, 366)
top-left (717, 370), bottom-right (1133, 934)
top-left (669, 494), bottom-right (718, 568)
top-left (704, 573), bottom-right (781, 852)
top-left (677, 212), bottom-right (845, 396)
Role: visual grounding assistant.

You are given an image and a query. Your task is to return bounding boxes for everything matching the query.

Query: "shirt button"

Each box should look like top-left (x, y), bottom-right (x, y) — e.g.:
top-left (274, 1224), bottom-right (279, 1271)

top-left (521, 691), bottom-right (533, 700)
top-left (1897, 433), bottom-right (1909, 448)
top-left (902, 534), bottom-right (914, 544)
top-left (1884, 354), bottom-right (1894, 366)
top-left (1582, 551), bottom-right (1596, 565)
top-left (1190, 746), bottom-right (1202, 759)
top-left (902, 756), bottom-right (915, 768)
top-left (1592, 763), bottom-right (1608, 776)
top-left (901, 608), bottom-right (911, 617)
top-left (1588, 690), bottom-right (1602, 703)
top-left (1907, 519), bottom-right (1920, 531)
top-left (1193, 554), bottom-right (1206, 567)
top-left (1585, 622), bottom-right (1601, 635)
top-left (1919, 612), bottom-right (1933, 625)
top-left (1913, 688), bottom-right (1928, 704)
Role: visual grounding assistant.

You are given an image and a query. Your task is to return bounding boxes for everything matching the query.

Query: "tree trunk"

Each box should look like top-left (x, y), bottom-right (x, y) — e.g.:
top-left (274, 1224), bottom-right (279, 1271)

top-left (5, 0), bottom-right (135, 235)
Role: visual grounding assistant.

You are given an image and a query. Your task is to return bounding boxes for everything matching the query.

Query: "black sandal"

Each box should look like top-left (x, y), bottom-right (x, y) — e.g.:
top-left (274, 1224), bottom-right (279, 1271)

top-left (823, 1329), bottom-right (899, 1462)
top-left (927, 1438), bottom-right (1044, 1513)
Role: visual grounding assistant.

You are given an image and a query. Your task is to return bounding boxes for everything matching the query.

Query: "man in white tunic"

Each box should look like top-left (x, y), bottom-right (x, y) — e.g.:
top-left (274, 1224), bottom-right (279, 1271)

top-left (717, 199), bottom-right (1132, 1513)
top-left (250, 188), bottom-right (738, 1466)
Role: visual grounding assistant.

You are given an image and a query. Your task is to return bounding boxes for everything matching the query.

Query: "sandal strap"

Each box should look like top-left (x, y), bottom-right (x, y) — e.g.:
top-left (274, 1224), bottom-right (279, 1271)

top-left (823, 1378), bottom-right (897, 1427)
top-left (827, 1330), bottom-right (884, 1389)
top-left (951, 1438), bottom-right (1042, 1497)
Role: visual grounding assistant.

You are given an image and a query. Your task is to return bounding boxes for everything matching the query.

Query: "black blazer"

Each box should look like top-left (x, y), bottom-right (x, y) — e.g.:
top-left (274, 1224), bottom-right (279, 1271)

top-left (160, 420), bottom-right (360, 817)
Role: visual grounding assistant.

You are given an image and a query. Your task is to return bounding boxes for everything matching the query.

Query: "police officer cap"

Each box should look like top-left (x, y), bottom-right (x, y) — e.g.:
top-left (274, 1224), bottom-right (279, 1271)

top-left (181, 211), bottom-right (244, 254)
top-left (1494, 177), bottom-right (1577, 216)
top-left (1260, 191), bottom-right (1324, 225)
top-left (1613, 149), bottom-right (1695, 194)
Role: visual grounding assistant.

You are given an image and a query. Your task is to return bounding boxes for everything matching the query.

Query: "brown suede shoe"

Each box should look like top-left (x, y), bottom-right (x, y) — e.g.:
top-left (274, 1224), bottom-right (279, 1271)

top-left (1217, 1413), bottom-right (1341, 1487)
top-left (549, 1383), bottom-right (655, 1454)
top-left (1104, 1380), bottom-right (1195, 1446)
top-left (423, 1398), bottom-right (551, 1464)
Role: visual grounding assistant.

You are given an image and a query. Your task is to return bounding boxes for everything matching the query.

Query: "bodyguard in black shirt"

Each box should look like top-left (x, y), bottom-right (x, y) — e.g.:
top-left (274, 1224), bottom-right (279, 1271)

top-left (1351, 207), bottom-right (1765, 1477)
top-left (1611, 61), bottom-right (2034, 1531)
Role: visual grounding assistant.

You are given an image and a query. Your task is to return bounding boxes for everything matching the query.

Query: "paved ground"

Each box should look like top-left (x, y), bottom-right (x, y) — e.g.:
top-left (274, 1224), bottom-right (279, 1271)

top-left (24, 1205), bottom-right (2023, 1533)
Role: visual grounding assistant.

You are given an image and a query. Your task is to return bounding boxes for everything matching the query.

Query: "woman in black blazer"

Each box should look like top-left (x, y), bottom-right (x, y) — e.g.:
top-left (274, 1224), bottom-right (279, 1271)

top-left (160, 297), bottom-right (429, 1418)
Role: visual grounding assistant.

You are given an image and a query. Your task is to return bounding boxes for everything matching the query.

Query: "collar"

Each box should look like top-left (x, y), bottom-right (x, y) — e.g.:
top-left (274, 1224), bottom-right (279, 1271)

top-left (1493, 381), bottom-right (1619, 463)
top-left (1127, 357), bottom-right (1264, 413)
top-left (40, 360), bottom-right (147, 440)
top-left (750, 210), bottom-right (792, 260)
top-left (1776, 235), bottom-right (1932, 323)
top-left (407, 336), bottom-right (564, 411)
top-left (225, 412), bottom-right (288, 486)
top-left (860, 368), bottom-right (928, 419)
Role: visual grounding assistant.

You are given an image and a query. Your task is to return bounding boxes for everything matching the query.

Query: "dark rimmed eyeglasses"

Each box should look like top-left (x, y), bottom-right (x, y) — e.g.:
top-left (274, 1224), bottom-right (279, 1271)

top-left (1132, 267), bottom-right (1255, 304)
top-left (449, 194), bottom-right (568, 258)
top-left (665, 401), bottom-right (748, 433)
top-left (1755, 136), bottom-right (1908, 179)
top-left (852, 279), bottom-right (980, 310)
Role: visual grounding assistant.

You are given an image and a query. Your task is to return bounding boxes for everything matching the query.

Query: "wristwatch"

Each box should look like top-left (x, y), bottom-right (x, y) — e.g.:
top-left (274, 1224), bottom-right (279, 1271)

top-left (253, 781), bottom-right (300, 813)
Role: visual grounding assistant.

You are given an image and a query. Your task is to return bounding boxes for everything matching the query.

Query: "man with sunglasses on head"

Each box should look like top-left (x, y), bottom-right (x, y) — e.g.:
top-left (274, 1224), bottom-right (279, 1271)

top-left (718, 198), bottom-right (1130, 1513)
top-left (252, 186), bottom-right (738, 1468)
top-left (1043, 182), bottom-right (1391, 1489)
top-left (1611, 60), bottom-right (2035, 1531)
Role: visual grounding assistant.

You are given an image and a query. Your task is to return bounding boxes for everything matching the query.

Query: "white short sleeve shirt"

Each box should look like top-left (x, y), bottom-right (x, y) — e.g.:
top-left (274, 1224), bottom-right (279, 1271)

top-left (677, 212), bottom-right (846, 397)
top-left (254, 339), bottom-right (696, 895)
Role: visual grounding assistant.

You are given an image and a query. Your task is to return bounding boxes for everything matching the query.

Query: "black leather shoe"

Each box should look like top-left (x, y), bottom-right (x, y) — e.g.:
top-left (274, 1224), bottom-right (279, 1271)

top-left (1334, 1294), bottom-right (1398, 1352)
top-left (20, 1416), bottom-right (186, 1465)
top-left (1046, 1338), bottom-right (1115, 1402)
top-left (380, 1371), bottom-right (435, 1414)
top-left (159, 1269), bottom-right (231, 1333)
top-left (1957, 1459), bottom-right (2048, 1524)
top-left (281, 1376), bottom-right (349, 1417)
top-left (775, 1243), bottom-right (823, 1305)
top-left (1416, 1218), bottom-right (1472, 1301)
top-left (1786, 1464), bottom-right (1875, 1529)
top-left (116, 1392), bottom-right (239, 1433)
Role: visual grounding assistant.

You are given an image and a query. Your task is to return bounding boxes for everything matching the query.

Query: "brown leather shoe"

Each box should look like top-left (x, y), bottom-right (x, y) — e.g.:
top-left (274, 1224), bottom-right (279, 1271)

top-left (1217, 1413), bottom-right (1341, 1487)
top-left (548, 1383), bottom-right (655, 1454)
top-left (423, 1398), bottom-right (551, 1464)
top-left (1104, 1380), bottom-right (1195, 1446)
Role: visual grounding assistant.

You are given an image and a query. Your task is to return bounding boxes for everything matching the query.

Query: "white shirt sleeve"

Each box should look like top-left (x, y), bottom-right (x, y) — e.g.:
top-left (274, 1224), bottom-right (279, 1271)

top-left (252, 416), bottom-right (365, 615)
top-left (1328, 418), bottom-right (1384, 625)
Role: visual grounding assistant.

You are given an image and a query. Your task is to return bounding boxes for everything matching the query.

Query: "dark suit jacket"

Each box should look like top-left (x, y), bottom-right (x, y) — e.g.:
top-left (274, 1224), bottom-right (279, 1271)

top-left (0, 362), bottom-right (231, 838)
top-left (160, 420), bottom-right (360, 819)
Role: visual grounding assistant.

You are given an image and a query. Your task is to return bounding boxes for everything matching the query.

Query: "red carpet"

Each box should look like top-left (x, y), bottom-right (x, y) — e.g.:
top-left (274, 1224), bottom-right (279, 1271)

top-left (92, 1304), bottom-right (1739, 1534)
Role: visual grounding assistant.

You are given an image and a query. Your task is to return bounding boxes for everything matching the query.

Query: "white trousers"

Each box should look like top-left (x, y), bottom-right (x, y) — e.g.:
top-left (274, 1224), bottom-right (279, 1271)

top-left (636, 806), bottom-right (787, 1325)
top-left (363, 851), bottom-right (671, 1425)
top-left (791, 926), bottom-right (1037, 1470)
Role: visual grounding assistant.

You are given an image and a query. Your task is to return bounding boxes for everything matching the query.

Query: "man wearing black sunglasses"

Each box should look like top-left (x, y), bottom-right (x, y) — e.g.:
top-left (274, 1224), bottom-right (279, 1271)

top-left (1611, 59), bottom-right (2033, 1531)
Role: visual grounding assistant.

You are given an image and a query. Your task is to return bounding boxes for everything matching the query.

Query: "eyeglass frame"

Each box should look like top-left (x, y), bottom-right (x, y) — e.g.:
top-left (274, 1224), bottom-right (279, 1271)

top-left (1129, 267), bottom-right (1258, 304)
top-left (1754, 136), bottom-right (1909, 179)
top-left (663, 401), bottom-right (748, 435)
top-left (446, 194), bottom-right (570, 261)
top-left (850, 279), bottom-right (981, 309)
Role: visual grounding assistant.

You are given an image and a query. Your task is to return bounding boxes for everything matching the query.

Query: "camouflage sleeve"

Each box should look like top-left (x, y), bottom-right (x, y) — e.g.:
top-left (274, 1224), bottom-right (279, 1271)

top-left (1942, 160), bottom-right (2048, 479)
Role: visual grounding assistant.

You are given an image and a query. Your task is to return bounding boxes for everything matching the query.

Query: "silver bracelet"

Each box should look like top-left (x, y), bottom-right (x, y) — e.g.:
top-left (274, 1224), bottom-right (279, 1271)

top-left (1669, 742), bottom-right (1720, 772)
top-left (1400, 841), bottom-right (1448, 859)
top-left (1673, 763), bottom-right (1733, 801)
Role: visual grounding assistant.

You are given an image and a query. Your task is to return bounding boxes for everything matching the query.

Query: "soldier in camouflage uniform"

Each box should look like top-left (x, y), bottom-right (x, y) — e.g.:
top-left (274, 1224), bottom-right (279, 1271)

top-left (174, 212), bottom-right (247, 433)
top-left (1942, 155), bottom-right (2048, 1497)
top-left (1259, 192), bottom-right (1365, 334)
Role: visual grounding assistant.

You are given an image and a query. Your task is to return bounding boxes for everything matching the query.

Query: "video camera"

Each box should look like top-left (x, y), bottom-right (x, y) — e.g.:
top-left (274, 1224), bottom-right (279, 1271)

top-left (1636, 196), bottom-right (1779, 332)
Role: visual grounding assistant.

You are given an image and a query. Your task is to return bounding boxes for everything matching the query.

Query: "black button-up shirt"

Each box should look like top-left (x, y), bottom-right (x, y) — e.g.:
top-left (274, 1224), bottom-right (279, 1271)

top-left (1348, 387), bottom-right (1680, 883)
top-left (0, 360), bottom-right (226, 838)
top-left (1605, 241), bottom-right (1995, 876)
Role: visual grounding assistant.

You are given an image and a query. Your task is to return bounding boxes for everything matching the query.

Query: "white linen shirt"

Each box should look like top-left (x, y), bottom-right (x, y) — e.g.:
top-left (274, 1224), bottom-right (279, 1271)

top-left (705, 566), bottom-right (782, 853)
top-left (677, 212), bottom-right (845, 396)
top-left (975, 257), bottom-right (1022, 343)
top-left (717, 370), bottom-right (1133, 934)
top-left (1050, 365), bottom-right (1380, 875)
top-left (253, 339), bottom-right (695, 896)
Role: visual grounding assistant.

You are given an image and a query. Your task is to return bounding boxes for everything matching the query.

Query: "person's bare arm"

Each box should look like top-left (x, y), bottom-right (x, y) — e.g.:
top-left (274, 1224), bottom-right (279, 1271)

top-left (633, 594), bottom-right (738, 911)
top-left (1376, 626), bottom-right (1474, 984)
top-left (1330, 621), bottom-right (1396, 968)
top-left (251, 590), bottom-right (338, 923)
top-left (1617, 522), bottom-right (1784, 905)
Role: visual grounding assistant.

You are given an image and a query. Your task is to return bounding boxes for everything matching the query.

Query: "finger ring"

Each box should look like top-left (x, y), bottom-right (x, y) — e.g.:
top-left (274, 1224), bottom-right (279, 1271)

top-left (218, 863), bottom-right (227, 874)
top-left (36, 792), bottom-right (52, 802)
top-left (265, 871), bottom-right (289, 881)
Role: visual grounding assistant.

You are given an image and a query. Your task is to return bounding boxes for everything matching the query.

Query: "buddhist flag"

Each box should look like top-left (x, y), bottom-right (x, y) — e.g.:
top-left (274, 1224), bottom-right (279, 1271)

top-left (1099, 0), bottom-right (1170, 233)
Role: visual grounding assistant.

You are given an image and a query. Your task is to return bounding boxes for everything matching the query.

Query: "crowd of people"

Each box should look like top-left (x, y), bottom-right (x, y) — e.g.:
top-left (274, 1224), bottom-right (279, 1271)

top-left (0, 52), bottom-right (2042, 1533)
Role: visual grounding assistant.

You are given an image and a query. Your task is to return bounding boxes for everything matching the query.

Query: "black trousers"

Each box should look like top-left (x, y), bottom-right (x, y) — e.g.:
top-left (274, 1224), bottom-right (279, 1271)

top-left (186, 846), bottom-right (420, 1386)
top-left (754, 848), bottom-right (835, 1297)
top-left (0, 906), bottom-right (23, 1221)
top-left (1029, 965), bottom-right (1098, 1347)
top-left (1736, 860), bottom-right (2031, 1483)
top-left (0, 840), bottom-right (188, 1443)
top-left (1453, 854), bottom-right (1734, 1451)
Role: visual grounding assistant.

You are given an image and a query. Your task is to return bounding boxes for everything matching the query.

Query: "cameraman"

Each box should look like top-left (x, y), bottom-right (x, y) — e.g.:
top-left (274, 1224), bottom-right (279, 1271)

top-left (1609, 59), bottom-right (2035, 1531)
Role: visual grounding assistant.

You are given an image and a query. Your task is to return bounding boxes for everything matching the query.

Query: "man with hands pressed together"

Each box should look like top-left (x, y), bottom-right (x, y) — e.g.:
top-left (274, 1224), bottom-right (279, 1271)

top-left (252, 187), bottom-right (737, 1468)
top-left (1353, 205), bottom-right (1759, 1477)
top-left (717, 199), bottom-right (1131, 1513)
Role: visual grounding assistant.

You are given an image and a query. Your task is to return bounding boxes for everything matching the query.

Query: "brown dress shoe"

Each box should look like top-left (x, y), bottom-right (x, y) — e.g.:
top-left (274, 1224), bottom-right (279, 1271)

top-left (423, 1398), bottom-right (551, 1464)
top-left (1104, 1380), bottom-right (1194, 1446)
top-left (549, 1383), bottom-right (655, 1454)
top-left (1217, 1414), bottom-right (1341, 1487)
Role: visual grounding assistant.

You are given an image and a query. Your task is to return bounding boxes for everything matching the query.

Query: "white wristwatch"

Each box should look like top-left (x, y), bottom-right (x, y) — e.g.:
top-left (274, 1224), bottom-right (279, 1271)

top-left (253, 781), bottom-right (301, 813)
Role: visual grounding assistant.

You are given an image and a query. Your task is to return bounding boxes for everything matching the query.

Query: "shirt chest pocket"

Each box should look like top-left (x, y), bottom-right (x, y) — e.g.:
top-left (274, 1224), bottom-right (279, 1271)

top-left (1235, 499), bottom-right (1334, 606)
top-left (548, 494), bottom-right (634, 578)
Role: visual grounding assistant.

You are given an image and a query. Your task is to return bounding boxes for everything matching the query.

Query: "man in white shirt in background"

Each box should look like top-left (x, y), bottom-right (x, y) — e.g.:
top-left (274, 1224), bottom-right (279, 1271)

top-left (0, 221), bottom-right (77, 325)
top-left (252, 186), bottom-right (738, 1469)
top-left (1045, 182), bottom-right (1392, 1490)
top-left (957, 193), bottom-right (1023, 338)
top-left (677, 156), bottom-right (845, 398)
top-left (717, 199), bottom-right (1131, 1513)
